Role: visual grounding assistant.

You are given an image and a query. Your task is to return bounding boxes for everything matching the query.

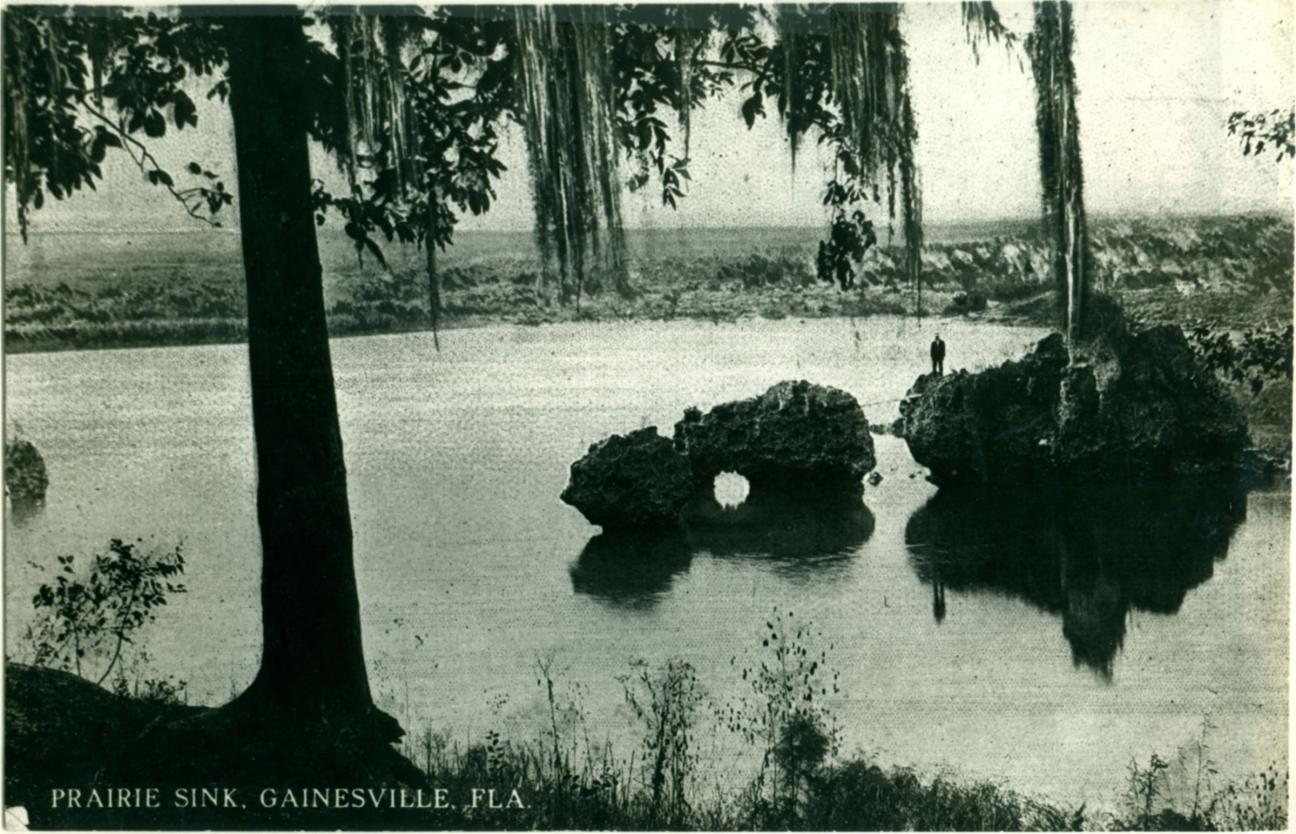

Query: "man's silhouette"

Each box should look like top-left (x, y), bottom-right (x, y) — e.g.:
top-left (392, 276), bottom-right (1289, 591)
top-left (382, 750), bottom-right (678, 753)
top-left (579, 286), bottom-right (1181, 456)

top-left (930, 334), bottom-right (946, 375)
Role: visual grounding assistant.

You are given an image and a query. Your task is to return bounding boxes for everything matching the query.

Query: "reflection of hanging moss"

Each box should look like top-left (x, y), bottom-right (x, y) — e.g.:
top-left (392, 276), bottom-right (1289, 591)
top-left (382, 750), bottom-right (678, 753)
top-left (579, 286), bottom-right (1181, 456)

top-left (515, 6), bottom-right (629, 305)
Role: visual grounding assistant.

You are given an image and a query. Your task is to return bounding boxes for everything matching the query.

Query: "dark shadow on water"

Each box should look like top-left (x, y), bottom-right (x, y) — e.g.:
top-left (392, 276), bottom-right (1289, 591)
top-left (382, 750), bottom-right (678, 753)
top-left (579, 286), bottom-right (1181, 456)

top-left (905, 476), bottom-right (1248, 679)
top-left (571, 487), bottom-right (875, 609)
top-left (569, 530), bottom-right (693, 610)
top-left (6, 497), bottom-right (45, 528)
top-left (683, 487), bottom-right (875, 576)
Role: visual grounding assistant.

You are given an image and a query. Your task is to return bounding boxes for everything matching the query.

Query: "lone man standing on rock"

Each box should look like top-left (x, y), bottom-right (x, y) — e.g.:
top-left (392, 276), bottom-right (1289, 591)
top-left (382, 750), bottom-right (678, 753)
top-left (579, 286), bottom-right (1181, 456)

top-left (930, 334), bottom-right (946, 375)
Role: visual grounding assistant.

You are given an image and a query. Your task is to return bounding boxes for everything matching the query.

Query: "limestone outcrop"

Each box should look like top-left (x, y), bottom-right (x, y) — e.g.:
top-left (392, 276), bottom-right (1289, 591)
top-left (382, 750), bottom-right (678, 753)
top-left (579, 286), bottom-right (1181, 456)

top-left (673, 380), bottom-right (875, 494)
top-left (562, 381), bottom-right (876, 530)
top-left (560, 428), bottom-right (695, 529)
top-left (899, 304), bottom-right (1248, 485)
top-left (4, 438), bottom-right (48, 505)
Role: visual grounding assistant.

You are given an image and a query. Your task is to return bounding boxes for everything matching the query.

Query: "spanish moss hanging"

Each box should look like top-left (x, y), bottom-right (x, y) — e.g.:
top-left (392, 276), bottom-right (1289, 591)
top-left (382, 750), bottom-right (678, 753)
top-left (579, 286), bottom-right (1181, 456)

top-left (333, 11), bottom-right (419, 197)
top-left (515, 5), bottom-right (630, 305)
top-left (675, 5), bottom-right (701, 160)
top-left (1028, 0), bottom-right (1090, 342)
top-left (333, 10), bottom-right (445, 342)
top-left (774, 4), bottom-right (922, 295)
top-left (830, 4), bottom-right (921, 296)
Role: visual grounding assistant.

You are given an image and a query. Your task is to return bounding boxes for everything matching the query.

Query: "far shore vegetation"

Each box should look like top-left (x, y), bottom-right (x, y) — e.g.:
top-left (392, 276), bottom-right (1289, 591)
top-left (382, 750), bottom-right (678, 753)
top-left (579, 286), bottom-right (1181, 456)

top-left (8, 213), bottom-right (1291, 469)
top-left (5, 215), bottom-right (1291, 354)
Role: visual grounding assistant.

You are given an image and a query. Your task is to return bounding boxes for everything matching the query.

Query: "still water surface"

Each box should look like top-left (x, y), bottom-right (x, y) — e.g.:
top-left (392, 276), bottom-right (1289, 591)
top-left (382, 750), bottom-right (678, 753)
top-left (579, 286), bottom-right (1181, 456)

top-left (5, 317), bottom-right (1287, 807)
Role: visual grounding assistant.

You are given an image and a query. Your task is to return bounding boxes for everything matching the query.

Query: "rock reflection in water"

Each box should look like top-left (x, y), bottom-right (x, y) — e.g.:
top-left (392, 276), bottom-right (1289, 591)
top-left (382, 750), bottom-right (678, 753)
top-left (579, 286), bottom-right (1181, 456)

top-left (570, 530), bottom-right (693, 609)
top-left (6, 497), bottom-right (46, 528)
top-left (683, 487), bottom-right (874, 570)
top-left (571, 488), bottom-right (875, 607)
top-left (905, 477), bottom-right (1248, 678)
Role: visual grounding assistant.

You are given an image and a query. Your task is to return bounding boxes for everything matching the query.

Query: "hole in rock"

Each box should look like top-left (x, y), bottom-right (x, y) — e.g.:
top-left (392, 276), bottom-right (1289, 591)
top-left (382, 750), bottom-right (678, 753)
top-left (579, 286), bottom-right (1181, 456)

top-left (713, 472), bottom-right (750, 509)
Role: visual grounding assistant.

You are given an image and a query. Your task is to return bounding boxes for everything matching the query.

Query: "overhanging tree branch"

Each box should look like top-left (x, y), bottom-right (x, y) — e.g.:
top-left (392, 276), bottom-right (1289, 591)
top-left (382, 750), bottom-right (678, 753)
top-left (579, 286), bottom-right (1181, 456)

top-left (82, 102), bottom-right (230, 227)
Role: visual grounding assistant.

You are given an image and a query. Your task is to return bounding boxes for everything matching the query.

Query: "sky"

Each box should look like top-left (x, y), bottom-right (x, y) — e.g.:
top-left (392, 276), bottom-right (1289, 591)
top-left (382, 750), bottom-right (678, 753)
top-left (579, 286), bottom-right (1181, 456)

top-left (6, 0), bottom-right (1293, 236)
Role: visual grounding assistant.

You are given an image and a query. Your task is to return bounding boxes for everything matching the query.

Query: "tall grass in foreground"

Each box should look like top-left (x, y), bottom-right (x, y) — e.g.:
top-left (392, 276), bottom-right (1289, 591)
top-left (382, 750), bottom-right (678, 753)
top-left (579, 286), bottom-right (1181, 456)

top-left (381, 607), bottom-right (1286, 831)
top-left (390, 702), bottom-right (1285, 831)
top-left (14, 549), bottom-right (1287, 831)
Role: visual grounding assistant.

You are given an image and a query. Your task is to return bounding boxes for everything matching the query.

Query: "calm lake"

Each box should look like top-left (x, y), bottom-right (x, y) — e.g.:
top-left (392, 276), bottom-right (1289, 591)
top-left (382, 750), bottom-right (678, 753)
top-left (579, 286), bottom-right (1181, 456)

top-left (4, 316), bottom-right (1287, 808)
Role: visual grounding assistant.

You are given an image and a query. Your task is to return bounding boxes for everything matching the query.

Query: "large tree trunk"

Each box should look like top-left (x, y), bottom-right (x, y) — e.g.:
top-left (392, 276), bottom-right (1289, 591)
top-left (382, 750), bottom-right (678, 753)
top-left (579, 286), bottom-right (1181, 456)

top-left (223, 12), bottom-right (374, 721)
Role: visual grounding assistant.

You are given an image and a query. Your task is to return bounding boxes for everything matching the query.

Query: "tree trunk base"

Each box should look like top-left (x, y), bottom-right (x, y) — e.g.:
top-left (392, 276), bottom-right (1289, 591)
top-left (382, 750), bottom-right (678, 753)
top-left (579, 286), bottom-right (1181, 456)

top-left (5, 664), bottom-right (425, 830)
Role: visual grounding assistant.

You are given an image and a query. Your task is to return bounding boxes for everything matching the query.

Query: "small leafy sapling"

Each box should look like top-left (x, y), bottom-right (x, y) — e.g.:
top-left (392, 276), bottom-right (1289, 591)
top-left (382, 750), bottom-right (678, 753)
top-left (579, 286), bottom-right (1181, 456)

top-left (1126, 752), bottom-right (1171, 829)
top-left (722, 608), bottom-right (842, 820)
top-left (29, 538), bottom-right (186, 686)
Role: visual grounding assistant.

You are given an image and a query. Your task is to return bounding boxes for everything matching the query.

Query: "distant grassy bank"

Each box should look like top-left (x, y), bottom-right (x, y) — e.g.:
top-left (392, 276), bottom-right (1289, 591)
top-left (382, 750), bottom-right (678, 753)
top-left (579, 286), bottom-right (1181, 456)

top-left (4, 214), bottom-right (1290, 355)
top-left (6, 214), bottom-right (1291, 470)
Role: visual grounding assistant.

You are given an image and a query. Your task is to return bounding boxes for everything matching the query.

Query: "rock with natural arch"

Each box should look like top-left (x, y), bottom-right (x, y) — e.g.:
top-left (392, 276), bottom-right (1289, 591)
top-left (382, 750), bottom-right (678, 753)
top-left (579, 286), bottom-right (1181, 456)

top-left (561, 381), bottom-right (877, 531)
top-left (673, 380), bottom-right (876, 496)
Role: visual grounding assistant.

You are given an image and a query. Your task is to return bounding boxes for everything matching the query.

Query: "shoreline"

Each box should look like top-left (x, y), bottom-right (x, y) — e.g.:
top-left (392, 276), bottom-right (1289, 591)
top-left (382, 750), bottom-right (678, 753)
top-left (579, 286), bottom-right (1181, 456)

top-left (1, 299), bottom-right (1040, 357)
top-left (5, 214), bottom-right (1290, 357)
top-left (5, 298), bottom-right (1289, 469)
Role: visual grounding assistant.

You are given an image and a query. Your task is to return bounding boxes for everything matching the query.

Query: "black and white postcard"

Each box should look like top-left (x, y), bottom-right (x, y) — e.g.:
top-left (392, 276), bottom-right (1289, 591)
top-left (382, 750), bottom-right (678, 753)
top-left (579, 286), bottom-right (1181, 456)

top-left (2, 2), bottom-right (1291, 829)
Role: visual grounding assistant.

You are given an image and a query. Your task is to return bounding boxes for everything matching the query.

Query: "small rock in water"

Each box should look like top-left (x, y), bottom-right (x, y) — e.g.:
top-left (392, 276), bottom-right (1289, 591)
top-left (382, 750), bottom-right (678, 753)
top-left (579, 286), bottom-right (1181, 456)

top-left (4, 438), bottom-right (48, 504)
top-left (867, 471), bottom-right (884, 487)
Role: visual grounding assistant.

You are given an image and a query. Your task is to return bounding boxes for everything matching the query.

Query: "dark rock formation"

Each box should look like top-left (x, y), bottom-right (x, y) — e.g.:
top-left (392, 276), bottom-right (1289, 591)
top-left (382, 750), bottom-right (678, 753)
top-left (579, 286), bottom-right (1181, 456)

top-left (4, 438), bottom-right (48, 505)
top-left (563, 382), bottom-right (876, 534)
top-left (899, 303), bottom-right (1248, 484)
top-left (560, 427), bottom-right (695, 529)
top-left (674, 380), bottom-right (875, 494)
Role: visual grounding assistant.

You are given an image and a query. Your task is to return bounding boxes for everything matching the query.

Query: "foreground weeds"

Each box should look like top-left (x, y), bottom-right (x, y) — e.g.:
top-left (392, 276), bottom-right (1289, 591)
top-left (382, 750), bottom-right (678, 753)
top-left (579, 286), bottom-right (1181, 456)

top-left (11, 556), bottom-right (1287, 831)
top-left (380, 607), bottom-right (1284, 830)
